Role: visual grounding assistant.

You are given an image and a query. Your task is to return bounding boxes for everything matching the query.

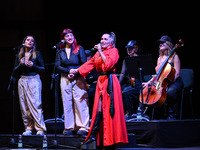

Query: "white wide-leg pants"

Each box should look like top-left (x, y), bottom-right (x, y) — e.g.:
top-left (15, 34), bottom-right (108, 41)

top-left (18, 74), bottom-right (46, 132)
top-left (60, 74), bottom-right (89, 132)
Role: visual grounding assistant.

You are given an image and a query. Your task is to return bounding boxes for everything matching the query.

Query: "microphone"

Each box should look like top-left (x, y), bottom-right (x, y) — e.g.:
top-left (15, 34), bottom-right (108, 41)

top-left (91, 43), bottom-right (101, 51)
top-left (52, 40), bottom-right (65, 49)
top-left (13, 44), bottom-right (26, 51)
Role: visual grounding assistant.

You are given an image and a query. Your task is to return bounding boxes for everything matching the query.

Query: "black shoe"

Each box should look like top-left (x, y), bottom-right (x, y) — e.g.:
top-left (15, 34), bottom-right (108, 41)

top-left (77, 130), bottom-right (88, 136)
top-left (63, 130), bottom-right (74, 135)
top-left (83, 112), bottom-right (102, 144)
top-left (84, 135), bottom-right (96, 144)
top-left (167, 114), bottom-right (177, 120)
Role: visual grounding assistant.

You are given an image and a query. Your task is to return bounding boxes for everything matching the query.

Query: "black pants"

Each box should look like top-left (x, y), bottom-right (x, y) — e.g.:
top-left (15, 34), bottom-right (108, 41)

top-left (122, 82), bottom-right (140, 115)
top-left (166, 77), bottom-right (184, 117)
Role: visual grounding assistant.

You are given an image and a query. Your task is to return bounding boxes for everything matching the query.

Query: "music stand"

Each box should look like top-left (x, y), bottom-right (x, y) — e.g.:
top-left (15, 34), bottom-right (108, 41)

top-left (125, 55), bottom-right (155, 121)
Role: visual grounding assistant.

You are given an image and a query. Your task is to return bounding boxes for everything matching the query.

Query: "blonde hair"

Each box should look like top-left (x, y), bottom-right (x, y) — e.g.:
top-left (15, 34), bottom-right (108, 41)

top-left (104, 32), bottom-right (116, 48)
top-left (159, 41), bottom-right (174, 56)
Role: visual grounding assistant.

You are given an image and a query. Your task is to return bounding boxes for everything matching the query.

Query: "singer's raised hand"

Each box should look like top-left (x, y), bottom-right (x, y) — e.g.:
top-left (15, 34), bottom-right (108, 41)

top-left (94, 43), bottom-right (101, 51)
top-left (95, 43), bottom-right (106, 63)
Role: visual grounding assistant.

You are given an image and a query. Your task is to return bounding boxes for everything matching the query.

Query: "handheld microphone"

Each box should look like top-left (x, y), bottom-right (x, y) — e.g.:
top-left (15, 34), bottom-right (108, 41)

top-left (52, 40), bottom-right (65, 49)
top-left (13, 44), bottom-right (26, 51)
top-left (91, 43), bottom-right (101, 51)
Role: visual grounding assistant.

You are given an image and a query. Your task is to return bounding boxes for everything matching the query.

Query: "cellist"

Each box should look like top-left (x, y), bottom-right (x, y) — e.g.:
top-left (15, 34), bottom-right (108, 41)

top-left (143, 35), bottom-right (184, 120)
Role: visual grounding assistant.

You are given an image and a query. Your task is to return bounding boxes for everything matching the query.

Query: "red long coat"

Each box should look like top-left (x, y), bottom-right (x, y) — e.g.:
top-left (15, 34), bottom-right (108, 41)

top-left (78, 45), bottom-right (128, 146)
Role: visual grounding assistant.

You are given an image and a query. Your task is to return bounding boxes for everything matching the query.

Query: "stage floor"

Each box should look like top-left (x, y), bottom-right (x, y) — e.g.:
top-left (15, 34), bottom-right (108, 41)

top-left (0, 119), bottom-right (200, 149)
top-left (126, 119), bottom-right (200, 148)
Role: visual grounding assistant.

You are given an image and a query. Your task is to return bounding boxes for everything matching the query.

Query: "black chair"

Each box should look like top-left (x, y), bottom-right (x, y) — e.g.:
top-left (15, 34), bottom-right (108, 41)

top-left (179, 69), bottom-right (194, 120)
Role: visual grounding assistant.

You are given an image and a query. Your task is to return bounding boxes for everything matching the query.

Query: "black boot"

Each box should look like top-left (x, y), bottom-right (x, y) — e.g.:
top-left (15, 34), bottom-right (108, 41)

top-left (84, 112), bottom-right (102, 144)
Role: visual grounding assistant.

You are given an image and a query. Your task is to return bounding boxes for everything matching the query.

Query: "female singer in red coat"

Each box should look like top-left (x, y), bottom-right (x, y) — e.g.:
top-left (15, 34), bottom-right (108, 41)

top-left (70, 32), bottom-right (128, 147)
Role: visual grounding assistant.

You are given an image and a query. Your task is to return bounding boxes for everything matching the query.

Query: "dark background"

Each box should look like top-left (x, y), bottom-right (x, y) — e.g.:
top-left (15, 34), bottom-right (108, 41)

top-left (0, 1), bottom-right (199, 133)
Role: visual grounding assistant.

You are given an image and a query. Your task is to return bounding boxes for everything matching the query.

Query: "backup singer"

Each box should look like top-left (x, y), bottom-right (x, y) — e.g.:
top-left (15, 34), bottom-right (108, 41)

top-left (70, 32), bottom-right (128, 147)
top-left (14, 35), bottom-right (46, 135)
top-left (143, 35), bottom-right (184, 119)
top-left (55, 29), bottom-right (89, 136)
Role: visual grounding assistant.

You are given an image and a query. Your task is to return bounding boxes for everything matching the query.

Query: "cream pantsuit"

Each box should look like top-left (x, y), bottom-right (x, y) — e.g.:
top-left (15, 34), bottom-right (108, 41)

top-left (18, 74), bottom-right (46, 132)
top-left (60, 74), bottom-right (89, 132)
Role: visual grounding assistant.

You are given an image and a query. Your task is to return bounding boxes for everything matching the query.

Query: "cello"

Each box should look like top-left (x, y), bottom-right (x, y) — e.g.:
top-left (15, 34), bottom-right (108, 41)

top-left (139, 39), bottom-right (184, 108)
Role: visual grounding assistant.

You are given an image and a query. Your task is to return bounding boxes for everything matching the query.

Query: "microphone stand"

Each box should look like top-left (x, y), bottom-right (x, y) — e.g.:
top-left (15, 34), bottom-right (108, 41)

top-left (5, 48), bottom-right (34, 149)
top-left (124, 55), bottom-right (155, 122)
top-left (7, 48), bottom-right (20, 147)
top-left (44, 46), bottom-right (63, 147)
top-left (44, 46), bottom-right (77, 149)
top-left (127, 67), bottom-right (150, 122)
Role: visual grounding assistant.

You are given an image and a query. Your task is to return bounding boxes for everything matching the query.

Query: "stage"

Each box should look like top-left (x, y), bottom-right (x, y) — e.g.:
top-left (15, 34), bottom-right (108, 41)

top-left (0, 119), bottom-right (200, 149)
top-left (126, 119), bottom-right (200, 148)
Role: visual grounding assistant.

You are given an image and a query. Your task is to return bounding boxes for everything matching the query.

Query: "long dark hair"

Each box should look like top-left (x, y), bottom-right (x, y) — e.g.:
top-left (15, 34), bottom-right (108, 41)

top-left (18, 35), bottom-right (37, 60)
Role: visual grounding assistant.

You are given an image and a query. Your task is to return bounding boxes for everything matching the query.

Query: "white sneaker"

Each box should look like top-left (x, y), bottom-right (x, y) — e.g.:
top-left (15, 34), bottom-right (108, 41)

top-left (36, 130), bottom-right (44, 136)
top-left (22, 130), bottom-right (32, 135)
